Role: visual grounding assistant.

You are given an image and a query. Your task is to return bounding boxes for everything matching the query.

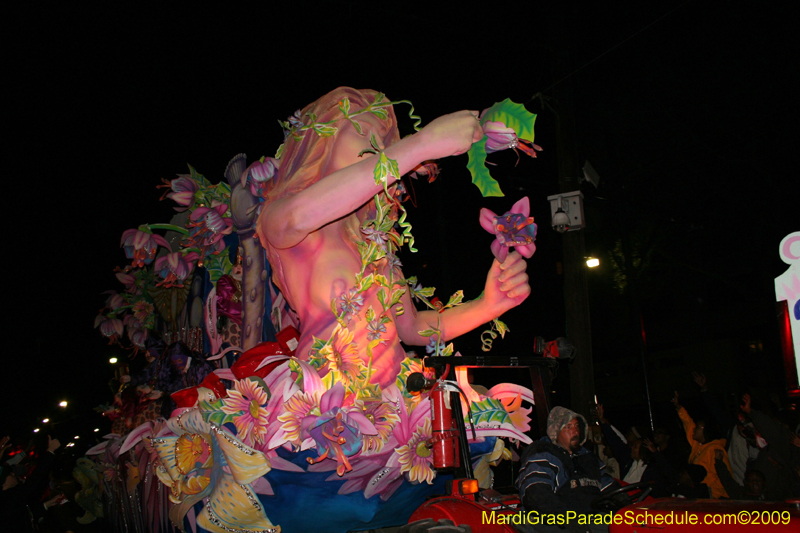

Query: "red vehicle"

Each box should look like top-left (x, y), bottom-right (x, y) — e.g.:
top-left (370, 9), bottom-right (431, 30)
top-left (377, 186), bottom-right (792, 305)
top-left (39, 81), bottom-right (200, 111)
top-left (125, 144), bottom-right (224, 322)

top-left (397, 354), bottom-right (800, 533)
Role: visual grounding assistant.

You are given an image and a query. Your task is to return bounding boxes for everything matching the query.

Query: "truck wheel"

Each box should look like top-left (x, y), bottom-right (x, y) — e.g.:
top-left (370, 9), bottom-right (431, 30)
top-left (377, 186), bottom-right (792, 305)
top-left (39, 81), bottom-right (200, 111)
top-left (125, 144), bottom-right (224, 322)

top-left (397, 518), bottom-right (472, 532)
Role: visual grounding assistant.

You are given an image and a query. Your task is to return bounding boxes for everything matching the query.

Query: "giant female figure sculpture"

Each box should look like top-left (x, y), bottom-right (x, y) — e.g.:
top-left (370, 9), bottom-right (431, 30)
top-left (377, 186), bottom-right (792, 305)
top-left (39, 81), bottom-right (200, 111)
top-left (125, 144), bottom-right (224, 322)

top-left (154, 88), bottom-right (538, 533)
top-left (257, 87), bottom-right (531, 389)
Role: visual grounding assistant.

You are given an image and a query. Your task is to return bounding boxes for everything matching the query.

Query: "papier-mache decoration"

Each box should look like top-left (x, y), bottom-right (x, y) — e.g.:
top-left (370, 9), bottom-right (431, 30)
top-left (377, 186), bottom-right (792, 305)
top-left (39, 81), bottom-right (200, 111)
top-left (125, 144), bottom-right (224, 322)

top-left (467, 99), bottom-right (541, 197)
top-left (776, 231), bottom-right (800, 387)
top-left (92, 88), bottom-right (543, 533)
top-left (479, 196), bottom-right (537, 263)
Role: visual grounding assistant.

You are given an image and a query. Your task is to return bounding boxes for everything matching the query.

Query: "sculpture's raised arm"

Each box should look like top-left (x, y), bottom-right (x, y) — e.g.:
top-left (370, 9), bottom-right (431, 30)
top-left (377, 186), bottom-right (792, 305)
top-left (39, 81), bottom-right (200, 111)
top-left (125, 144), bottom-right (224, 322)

top-left (259, 110), bottom-right (484, 250)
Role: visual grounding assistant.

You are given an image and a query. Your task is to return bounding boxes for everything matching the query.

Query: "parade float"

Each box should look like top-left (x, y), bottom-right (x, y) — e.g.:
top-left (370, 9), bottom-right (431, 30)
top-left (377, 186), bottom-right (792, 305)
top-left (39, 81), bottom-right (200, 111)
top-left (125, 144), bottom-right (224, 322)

top-left (88, 88), bottom-right (549, 533)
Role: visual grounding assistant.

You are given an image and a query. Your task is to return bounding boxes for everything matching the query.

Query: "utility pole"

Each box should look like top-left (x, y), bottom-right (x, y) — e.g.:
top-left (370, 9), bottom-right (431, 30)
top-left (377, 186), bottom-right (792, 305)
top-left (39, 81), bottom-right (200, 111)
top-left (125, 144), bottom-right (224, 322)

top-left (549, 7), bottom-right (597, 416)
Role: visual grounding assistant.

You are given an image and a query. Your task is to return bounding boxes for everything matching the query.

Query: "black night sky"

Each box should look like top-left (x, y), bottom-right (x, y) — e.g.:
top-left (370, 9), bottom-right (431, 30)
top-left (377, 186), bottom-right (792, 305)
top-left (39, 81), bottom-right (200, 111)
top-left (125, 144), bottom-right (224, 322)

top-left (5, 2), bottom-right (797, 449)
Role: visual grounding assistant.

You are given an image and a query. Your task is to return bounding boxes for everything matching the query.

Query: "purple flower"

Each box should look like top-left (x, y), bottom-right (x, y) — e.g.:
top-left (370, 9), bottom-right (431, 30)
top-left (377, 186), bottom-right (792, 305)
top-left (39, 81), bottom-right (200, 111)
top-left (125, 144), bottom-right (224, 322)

top-left (366, 319), bottom-right (387, 342)
top-left (244, 158), bottom-right (278, 198)
top-left (483, 121), bottom-right (518, 154)
top-left (103, 291), bottom-right (125, 311)
top-left (304, 384), bottom-right (377, 476)
top-left (425, 337), bottom-right (445, 355)
top-left (479, 197), bottom-right (537, 263)
top-left (188, 203), bottom-right (233, 245)
top-left (95, 314), bottom-right (123, 342)
top-left (127, 327), bottom-right (148, 349)
top-left (120, 228), bottom-right (171, 268)
top-left (115, 270), bottom-right (141, 295)
top-left (482, 121), bottom-right (543, 158)
top-left (155, 252), bottom-right (199, 288)
top-left (165, 176), bottom-right (198, 210)
top-left (360, 227), bottom-right (389, 250)
top-left (185, 203), bottom-right (234, 262)
top-left (339, 288), bottom-right (364, 316)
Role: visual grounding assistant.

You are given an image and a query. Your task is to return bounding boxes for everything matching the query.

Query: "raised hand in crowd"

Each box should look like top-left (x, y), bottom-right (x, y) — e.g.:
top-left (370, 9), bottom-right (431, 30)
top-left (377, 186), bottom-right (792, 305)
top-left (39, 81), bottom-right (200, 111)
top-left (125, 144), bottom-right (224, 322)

top-left (671, 391), bottom-right (680, 409)
top-left (692, 371), bottom-right (708, 392)
top-left (596, 404), bottom-right (609, 425)
top-left (642, 438), bottom-right (657, 454)
top-left (741, 393), bottom-right (752, 414)
top-left (46, 436), bottom-right (61, 454)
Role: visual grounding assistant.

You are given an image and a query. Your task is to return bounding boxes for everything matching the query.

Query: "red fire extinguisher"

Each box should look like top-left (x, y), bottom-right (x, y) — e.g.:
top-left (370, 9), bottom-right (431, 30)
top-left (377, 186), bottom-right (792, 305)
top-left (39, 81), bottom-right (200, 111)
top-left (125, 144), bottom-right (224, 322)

top-left (430, 384), bottom-right (460, 469)
top-left (407, 371), bottom-right (463, 469)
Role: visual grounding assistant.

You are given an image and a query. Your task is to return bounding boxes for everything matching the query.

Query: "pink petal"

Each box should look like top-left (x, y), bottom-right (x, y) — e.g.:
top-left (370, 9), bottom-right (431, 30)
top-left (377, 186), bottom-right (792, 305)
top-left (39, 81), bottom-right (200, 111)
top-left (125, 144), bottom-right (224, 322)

top-left (346, 411), bottom-right (378, 435)
top-left (510, 196), bottom-right (530, 217)
top-left (491, 239), bottom-right (508, 263)
top-left (321, 382), bottom-right (345, 413)
top-left (479, 208), bottom-right (498, 234)
top-left (516, 243), bottom-right (537, 258)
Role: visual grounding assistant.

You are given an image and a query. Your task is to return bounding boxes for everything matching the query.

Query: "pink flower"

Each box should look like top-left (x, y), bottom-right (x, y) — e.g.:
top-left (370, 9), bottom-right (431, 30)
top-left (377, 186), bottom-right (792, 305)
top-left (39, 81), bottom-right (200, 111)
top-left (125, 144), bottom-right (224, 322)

top-left (103, 291), bottom-right (125, 311)
top-left (482, 121), bottom-right (543, 157)
top-left (277, 391), bottom-right (319, 448)
top-left (244, 158), bottom-right (278, 198)
top-left (186, 203), bottom-right (234, 261)
top-left (127, 327), bottom-right (148, 349)
top-left (221, 378), bottom-right (270, 446)
top-left (163, 176), bottom-right (199, 211)
top-left (395, 418), bottom-right (435, 484)
top-left (120, 228), bottom-right (171, 268)
top-left (95, 314), bottom-right (123, 343)
top-left (115, 269), bottom-right (141, 295)
top-left (155, 252), bottom-right (199, 288)
top-left (319, 327), bottom-right (363, 386)
top-left (130, 300), bottom-right (154, 324)
top-left (479, 196), bottom-right (537, 263)
top-left (483, 121), bottom-right (518, 154)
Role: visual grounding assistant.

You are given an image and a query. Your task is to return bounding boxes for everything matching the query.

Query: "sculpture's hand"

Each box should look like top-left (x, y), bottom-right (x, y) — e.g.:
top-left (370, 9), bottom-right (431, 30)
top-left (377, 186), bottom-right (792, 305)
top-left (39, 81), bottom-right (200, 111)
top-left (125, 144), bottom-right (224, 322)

top-left (417, 110), bottom-right (485, 159)
top-left (482, 250), bottom-right (530, 318)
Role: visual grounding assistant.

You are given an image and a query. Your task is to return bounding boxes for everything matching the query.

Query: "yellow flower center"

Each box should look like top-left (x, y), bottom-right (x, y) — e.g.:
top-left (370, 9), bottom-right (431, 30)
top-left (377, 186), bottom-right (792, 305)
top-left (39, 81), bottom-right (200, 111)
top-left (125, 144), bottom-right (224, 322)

top-left (249, 399), bottom-right (261, 418)
top-left (415, 441), bottom-right (432, 458)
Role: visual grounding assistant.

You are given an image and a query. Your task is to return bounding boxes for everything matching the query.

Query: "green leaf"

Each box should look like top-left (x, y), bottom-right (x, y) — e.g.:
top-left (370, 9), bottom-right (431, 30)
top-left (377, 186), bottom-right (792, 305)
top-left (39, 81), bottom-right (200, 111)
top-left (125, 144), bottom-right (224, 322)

top-left (365, 307), bottom-right (375, 322)
top-left (389, 287), bottom-right (406, 307)
top-left (468, 397), bottom-right (511, 426)
top-left (415, 286), bottom-right (436, 298)
top-left (348, 118), bottom-right (363, 135)
top-left (373, 151), bottom-right (400, 185)
top-left (205, 248), bottom-right (234, 285)
top-left (359, 273), bottom-right (375, 292)
top-left (377, 288), bottom-right (388, 310)
top-left (314, 123), bottom-right (338, 137)
top-left (493, 318), bottom-right (510, 338)
top-left (339, 97), bottom-right (351, 117)
top-left (417, 328), bottom-right (438, 338)
top-left (445, 290), bottom-right (464, 308)
top-left (466, 138), bottom-right (504, 197)
top-left (370, 107), bottom-right (389, 120)
top-left (481, 98), bottom-right (538, 144)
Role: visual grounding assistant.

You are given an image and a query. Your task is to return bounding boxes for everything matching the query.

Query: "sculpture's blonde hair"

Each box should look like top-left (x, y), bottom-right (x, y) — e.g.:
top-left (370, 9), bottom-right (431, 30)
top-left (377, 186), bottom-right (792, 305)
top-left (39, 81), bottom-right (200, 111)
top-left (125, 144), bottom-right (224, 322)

top-left (259, 87), bottom-right (401, 301)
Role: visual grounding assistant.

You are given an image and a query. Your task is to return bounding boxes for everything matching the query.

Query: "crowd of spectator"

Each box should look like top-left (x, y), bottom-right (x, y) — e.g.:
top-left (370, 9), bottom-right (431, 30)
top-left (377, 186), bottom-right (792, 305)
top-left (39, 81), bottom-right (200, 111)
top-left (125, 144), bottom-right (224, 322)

top-left (517, 372), bottom-right (800, 532)
top-left (0, 433), bottom-right (96, 532)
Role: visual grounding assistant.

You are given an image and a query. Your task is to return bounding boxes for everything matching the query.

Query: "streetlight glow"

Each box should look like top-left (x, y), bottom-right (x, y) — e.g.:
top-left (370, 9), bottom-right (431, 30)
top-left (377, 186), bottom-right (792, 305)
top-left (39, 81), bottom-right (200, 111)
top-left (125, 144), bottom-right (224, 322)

top-left (109, 357), bottom-right (118, 364)
top-left (586, 257), bottom-right (600, 268)
top-left (42, 418), bottom-right (49, 424)
top-left (94, 428), bottom-right (100, 432)
top-left (59, 401), bottom-right (68, 408)
top-left (33, 428), bottom-right (40, 433)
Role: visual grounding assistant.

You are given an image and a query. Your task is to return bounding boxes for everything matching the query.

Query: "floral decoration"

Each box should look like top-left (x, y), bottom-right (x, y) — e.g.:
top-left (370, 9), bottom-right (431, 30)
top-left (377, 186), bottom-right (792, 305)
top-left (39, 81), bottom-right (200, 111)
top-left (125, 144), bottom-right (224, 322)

top-left (479, 196), bottom-right (537, 263)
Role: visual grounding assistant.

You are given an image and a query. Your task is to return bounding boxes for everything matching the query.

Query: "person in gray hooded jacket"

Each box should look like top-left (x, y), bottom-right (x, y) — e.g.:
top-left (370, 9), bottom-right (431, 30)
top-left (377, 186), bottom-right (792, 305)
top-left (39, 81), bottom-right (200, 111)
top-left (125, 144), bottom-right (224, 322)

top-left (517, 406), bottom-right (618, 518)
